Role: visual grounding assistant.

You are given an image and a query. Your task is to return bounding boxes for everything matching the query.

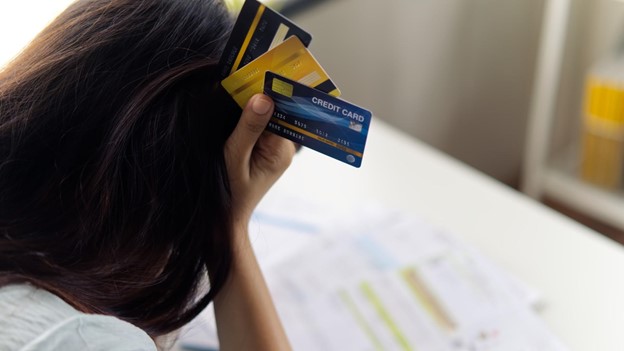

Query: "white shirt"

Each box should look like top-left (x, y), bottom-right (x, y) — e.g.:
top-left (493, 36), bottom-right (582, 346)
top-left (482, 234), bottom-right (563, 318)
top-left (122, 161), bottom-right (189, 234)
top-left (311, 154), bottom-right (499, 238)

top-left (0, 284), bottom-right (157, 351)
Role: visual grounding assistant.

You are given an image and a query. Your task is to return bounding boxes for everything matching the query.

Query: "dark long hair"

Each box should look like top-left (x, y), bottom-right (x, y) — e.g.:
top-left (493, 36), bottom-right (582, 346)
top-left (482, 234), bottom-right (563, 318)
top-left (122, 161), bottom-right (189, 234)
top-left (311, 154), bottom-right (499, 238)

top-left (0, 0), bottom-right (239, 336)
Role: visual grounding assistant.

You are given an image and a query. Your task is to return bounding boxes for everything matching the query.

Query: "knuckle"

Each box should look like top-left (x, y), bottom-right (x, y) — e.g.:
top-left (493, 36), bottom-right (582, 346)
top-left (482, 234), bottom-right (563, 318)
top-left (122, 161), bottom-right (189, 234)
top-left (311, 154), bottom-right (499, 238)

top-left (265, 152), bottom-right (292, 173)
top-left (281, 151), bottom-right (294, 169)
top-left (245, 119), bottom-right (266, 135)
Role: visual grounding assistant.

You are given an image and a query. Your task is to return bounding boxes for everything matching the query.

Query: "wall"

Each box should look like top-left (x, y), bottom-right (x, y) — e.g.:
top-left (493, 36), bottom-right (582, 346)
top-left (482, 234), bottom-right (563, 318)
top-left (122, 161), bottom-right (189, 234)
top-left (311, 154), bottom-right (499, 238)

top-left (293, 0), bottom-right (544, 184)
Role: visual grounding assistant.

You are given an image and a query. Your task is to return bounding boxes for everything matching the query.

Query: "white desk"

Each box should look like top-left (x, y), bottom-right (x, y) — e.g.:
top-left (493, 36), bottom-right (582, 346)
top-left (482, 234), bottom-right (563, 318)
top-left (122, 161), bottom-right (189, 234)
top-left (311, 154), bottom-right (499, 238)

top-left (265, 119), bottom-right (624, 351)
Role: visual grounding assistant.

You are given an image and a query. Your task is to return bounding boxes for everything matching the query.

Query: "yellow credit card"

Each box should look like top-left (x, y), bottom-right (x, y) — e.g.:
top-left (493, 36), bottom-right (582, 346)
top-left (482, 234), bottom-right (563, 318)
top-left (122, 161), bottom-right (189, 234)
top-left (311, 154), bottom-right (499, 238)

top-left (221, 36), bottom-right (341, 108)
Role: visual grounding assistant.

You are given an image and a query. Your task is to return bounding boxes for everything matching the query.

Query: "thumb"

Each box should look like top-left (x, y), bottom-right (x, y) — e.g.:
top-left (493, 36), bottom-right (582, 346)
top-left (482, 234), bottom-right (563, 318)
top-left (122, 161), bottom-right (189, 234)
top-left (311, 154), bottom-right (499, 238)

top-left (225, 94), bottom-right (274, 164)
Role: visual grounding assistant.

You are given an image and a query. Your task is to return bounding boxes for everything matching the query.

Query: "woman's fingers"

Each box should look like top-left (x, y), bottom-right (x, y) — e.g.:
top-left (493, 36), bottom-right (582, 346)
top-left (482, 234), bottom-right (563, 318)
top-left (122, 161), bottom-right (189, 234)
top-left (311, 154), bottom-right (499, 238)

top-left (253, 131), bottom-right (297, 174)
top-left (225, 94), bottom-right (275, 172)
top-left (224, 94), bottom-right (297, 223)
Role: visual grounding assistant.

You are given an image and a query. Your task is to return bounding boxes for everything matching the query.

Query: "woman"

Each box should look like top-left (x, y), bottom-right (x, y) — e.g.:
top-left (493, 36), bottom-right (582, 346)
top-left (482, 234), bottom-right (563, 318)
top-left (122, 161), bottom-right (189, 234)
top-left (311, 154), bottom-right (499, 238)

top-left (0, 0), bottom-right (294, 349)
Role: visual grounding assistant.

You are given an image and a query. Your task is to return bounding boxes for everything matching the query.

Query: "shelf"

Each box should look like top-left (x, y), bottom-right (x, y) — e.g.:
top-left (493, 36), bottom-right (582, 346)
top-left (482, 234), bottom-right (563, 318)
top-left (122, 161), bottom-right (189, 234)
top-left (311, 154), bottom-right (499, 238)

top-left (542, 166), bottom-right (624, 230)
top-left (522, 0), bottom-right (624, 231)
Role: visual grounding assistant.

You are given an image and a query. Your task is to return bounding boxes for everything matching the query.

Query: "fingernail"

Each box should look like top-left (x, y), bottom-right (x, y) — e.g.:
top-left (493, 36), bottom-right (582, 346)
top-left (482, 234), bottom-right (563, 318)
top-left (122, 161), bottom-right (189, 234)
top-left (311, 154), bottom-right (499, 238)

top-left (252, 96), bottom-right (272, 115)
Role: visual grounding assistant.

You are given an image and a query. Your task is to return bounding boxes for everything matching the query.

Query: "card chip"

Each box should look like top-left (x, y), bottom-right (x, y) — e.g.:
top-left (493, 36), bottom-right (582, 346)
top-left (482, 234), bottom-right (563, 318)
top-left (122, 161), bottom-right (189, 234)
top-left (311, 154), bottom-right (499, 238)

top-left (272, 78), bottom-right (294, 97)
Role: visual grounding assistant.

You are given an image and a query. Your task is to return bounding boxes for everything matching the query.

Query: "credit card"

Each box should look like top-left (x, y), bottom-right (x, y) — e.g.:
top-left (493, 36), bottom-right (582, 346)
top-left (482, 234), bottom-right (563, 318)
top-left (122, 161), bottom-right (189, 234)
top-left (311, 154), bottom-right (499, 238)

top-left (218, 0), bottom-right (312, 79)
top-left (263, 72), bottom-right (371, 168)
top-left (222, 36), bottom-right (341, 108)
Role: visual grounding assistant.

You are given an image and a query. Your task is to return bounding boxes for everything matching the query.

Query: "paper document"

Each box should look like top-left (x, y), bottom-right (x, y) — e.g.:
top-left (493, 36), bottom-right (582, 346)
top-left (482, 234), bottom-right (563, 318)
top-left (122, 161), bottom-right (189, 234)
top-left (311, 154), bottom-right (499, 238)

top-left (178, 199), bottom-right (568, 351)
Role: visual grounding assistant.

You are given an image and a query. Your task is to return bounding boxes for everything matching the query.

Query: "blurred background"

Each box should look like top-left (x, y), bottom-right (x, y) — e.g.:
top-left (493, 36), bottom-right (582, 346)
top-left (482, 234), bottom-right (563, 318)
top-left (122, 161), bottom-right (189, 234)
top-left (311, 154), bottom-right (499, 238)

top-left (3, 0), bottom-right (624, 242)
top-left (290, 0), bottom-right (543, 184)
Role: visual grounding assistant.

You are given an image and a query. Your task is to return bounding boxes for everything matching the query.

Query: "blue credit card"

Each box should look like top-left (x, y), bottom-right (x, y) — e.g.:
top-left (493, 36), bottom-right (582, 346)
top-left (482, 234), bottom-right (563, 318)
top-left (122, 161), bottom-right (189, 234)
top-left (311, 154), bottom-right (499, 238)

top-left (263, 72), bottom-right (372, 168)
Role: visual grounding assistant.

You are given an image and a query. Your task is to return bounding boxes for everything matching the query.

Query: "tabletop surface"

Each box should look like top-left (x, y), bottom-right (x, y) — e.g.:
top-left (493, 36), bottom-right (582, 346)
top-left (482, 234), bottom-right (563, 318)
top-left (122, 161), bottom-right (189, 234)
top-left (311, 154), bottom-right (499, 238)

top-left (265, 118), bottom-right (624, 351)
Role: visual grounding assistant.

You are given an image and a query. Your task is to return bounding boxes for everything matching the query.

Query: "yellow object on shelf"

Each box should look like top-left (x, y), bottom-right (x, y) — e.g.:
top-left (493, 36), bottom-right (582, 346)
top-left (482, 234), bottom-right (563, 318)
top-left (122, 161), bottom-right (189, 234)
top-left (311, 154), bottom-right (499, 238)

top-left (580, 75), bottom-right (624, 189)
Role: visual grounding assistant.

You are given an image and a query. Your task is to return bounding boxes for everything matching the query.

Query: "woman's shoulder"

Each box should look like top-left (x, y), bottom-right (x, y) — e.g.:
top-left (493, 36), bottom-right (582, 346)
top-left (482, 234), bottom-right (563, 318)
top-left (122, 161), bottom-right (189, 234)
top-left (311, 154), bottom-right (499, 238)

top-left (0, 284), bottom-right (156, 351)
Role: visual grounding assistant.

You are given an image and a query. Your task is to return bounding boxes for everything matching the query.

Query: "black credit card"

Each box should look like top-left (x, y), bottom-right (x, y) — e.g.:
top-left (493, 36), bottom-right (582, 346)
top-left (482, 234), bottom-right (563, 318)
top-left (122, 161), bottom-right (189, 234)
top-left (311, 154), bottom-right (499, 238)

top-left (217, 0), bottom-right (313, 79)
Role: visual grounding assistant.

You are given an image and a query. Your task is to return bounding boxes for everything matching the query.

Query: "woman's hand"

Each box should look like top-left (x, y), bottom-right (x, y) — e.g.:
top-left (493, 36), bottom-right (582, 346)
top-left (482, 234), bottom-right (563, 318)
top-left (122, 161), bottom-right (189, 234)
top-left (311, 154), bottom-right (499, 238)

top-left (217, 94), bottom-right (295, 351)
top-left (224, 94), bottom-right (296, 227)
